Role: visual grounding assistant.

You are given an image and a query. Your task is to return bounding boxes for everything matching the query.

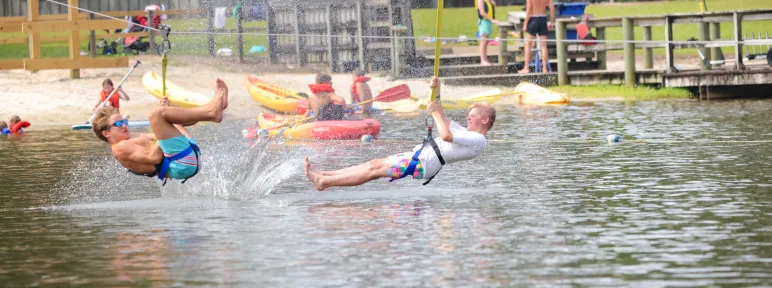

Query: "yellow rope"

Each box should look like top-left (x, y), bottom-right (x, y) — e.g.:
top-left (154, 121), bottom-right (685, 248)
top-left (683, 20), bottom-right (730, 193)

top-left (430, 0), bottom-right (444, 102)
top-left (162, 54), bottom-right (167, 98)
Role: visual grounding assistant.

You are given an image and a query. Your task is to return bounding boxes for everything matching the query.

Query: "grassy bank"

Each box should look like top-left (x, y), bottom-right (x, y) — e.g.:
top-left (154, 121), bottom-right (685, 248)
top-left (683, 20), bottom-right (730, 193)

top-left (554, 85), bottom-right (692, 100)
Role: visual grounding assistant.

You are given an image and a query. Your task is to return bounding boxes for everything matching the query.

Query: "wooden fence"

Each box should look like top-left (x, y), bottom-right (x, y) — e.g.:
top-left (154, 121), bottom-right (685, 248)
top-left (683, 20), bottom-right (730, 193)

top-left (0, 0), bottom-right (200, 17)
top-left (0, 0), bottom-right (202, 79)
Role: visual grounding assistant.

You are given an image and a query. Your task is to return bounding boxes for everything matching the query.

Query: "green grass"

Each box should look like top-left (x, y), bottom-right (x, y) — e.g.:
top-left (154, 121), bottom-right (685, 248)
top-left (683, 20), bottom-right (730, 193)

top-left (2, 0), bottom-right (770, 60)
top-left (0, 17), bottom-right (269, 59)
top-left (411, 0), bottom-right (772, 57)
top-left (553, 85), bottom-right (693, 100)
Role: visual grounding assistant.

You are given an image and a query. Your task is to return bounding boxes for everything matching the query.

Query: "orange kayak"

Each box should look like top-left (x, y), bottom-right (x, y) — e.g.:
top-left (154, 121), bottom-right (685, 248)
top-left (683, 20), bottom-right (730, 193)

top-left (244, 112), bottom-right (381, 140)
top-left (246, 76), bottom-right (309, 114)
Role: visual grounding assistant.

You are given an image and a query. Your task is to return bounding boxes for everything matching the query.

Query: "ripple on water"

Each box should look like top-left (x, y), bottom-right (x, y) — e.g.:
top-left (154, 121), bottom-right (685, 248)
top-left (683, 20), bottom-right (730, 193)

top-left (1, 100), bottom-right (772, 286)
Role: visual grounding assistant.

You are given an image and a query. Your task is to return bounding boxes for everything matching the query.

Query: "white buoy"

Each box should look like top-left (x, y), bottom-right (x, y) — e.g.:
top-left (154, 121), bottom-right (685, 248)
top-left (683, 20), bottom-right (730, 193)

top-left (256, 129), bottom-right (269, 139)
top-left (607, 134), bottom-right (622, 144)
top-left (360, 135), bottom-right (374, 144)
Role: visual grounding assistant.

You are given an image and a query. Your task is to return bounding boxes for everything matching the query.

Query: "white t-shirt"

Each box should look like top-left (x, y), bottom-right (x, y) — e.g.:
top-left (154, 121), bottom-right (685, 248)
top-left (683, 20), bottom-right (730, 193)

top-left (412, 121), bottom-right (487, 178)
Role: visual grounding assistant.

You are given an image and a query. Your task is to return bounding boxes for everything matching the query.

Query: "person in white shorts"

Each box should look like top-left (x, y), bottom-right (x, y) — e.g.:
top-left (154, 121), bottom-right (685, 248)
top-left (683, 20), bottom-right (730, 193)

top-left (304, 77), bottom-right (496, 191)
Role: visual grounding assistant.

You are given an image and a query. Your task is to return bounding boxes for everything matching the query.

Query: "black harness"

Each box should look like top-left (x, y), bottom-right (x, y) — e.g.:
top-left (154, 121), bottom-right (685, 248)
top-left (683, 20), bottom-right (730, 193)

top-left (128, 142), bottom-right (201, 186)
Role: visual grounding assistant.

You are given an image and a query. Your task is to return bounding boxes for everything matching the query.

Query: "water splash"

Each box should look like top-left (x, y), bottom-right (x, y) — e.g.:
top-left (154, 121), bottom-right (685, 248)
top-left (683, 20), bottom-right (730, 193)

top-left (55, 121), bottom-right (311, 204)
top-left (162, 138), bottom-right (308, 200)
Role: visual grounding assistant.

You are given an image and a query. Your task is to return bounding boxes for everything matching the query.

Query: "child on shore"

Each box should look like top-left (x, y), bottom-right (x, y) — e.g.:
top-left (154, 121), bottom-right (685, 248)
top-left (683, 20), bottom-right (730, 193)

top-left (94, 79), bottom-right (131, 114)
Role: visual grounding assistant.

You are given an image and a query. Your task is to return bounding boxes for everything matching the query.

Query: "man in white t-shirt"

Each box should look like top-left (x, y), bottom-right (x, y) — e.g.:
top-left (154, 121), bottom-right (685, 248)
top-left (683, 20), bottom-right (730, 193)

top-left (304, 77), bottom-right (496, 191)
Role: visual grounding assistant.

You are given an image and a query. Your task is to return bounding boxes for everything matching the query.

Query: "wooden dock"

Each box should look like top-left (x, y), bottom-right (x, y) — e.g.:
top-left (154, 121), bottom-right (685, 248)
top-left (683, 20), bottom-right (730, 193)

top-left (394, 8), bottom-right (772, 96)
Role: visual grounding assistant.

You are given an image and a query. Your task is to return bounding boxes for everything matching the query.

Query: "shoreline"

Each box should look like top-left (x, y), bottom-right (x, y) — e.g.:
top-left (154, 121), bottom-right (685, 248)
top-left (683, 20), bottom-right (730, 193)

top-left (0, 55), bottom-right (696, 129)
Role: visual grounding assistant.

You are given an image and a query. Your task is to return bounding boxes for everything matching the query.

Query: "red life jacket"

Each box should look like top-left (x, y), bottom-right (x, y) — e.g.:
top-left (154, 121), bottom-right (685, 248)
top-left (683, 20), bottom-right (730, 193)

top-left (350, 76), bottom-right (371, 102)
top-left (308, 83), bottom-right (335, 94)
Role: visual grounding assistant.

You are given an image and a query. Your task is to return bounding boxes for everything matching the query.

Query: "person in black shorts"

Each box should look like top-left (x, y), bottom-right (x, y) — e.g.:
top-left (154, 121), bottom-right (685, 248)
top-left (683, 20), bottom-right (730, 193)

top-left (518, 0), bottom-right (555, 74)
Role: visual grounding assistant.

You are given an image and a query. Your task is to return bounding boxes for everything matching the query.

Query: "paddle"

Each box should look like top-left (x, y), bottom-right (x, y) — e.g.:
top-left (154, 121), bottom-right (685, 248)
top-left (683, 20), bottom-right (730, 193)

top-left (85, 60), bottom-right (141, 124)
top-left (261, 84), bottom-right (412, 137)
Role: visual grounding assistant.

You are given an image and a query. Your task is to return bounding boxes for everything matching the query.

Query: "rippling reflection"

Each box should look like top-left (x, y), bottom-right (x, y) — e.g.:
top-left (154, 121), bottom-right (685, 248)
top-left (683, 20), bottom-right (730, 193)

top-left (1, 99), bottom-right (772, 286)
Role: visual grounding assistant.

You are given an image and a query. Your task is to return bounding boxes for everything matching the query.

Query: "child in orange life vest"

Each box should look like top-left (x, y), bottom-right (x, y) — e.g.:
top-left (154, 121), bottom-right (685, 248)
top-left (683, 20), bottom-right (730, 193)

top-left (94, 79), bottom-right (131, 114)
top-left (350, 69), bottom-right (373, 115)
top-left (7, 115), bottom-right (30, 134)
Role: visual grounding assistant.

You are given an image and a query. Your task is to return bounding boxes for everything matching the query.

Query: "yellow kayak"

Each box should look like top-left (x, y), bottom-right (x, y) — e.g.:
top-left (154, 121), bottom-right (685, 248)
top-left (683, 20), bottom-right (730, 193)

top-left (515, 82), bottom-right (571, 105)
top-left (245, 76), bottom-right (309, 114)
top-left (380, 90), bottom-right (508, 113)
top-left (142, 71), bottom-right (213, 108)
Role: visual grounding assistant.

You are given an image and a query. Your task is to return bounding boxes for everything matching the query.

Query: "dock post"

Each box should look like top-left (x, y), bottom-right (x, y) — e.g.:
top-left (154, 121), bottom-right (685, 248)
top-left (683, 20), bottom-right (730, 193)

top-left (664, 16), bottom-right (676, 73)
top-left (237, 6), bottom-right (245, 63)
top-left (293, 2), bottom-right (302, 66)
top-left (356, 0), bottom-right (365, 71)
top-left (733, 12), bottom-right (746, 70)
top-left (497, 25), bottom-right (508, 65)
top-left (89, 12), bottom-right (96, 58)
top-left (642, 26), bottom-right (653, 69)
top-left (556, 20), bottom-right (568, 85)
top-left (326, 3), bottom-right (334, 71)
top-left (698, 22), bottom-right (711, 71)
top-left (595, 27), bottom-right (606, 70)
top-left (68, 0), bottom-right (80, 79)
top-left (206, 4), bottom-right (215, 56)
top-left (710, 22), bottom-right (724, 67)
top-left (623, 18), bottom-right (635, 86)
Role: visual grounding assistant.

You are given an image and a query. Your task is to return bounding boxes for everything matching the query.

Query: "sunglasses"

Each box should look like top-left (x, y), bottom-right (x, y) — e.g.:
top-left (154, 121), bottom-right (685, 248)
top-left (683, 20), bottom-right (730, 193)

top-left (111, 119), bottom-right (129, 128)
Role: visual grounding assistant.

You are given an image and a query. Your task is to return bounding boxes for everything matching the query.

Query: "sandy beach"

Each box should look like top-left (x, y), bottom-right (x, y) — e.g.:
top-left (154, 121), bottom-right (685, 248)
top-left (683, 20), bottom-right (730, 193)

top-left (0, 55), bottom-right (511, 128)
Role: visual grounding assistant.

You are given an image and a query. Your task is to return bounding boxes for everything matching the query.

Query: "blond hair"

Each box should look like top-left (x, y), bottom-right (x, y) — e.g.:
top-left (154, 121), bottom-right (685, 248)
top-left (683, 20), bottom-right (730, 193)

top-left (8, 115), bottom-right (21, 125)
top-left (92, 107), bottom-right (120, 142)
top-left (468, 102), bottom-right (496, 130)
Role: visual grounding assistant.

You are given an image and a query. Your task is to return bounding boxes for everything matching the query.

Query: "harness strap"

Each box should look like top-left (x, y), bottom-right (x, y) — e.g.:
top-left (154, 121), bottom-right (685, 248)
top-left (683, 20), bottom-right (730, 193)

top-left (389, 148), bottom-right (423, 183)
top-left (389, 136), bottom-right (446, 185)
top-left (421, 137), bottom-right (445, 185)
top-left (156, 143), bottom-right (201, 186)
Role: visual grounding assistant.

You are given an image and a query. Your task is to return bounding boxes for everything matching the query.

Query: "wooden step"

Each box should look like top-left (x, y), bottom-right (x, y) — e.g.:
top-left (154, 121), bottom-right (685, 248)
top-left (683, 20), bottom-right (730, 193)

top-left (443, 73), bottom-right (558, 87)
top-left (401, 64), bottom-right (508, 78)
top-left (398, 60), bottom-right (600, 79)
top-left (415, 55), bottom-right (508, 66)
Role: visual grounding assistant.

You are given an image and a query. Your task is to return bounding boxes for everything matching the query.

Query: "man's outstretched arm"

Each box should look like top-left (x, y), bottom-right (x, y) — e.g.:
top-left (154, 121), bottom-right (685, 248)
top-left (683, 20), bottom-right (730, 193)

top-left (427, 77), bottom-right (453, 143)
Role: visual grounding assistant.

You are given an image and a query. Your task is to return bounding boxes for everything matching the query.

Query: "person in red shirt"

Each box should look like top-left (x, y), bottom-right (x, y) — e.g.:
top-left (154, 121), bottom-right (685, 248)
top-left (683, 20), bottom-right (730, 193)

top-left (94, 79), bottom-right (131, 114)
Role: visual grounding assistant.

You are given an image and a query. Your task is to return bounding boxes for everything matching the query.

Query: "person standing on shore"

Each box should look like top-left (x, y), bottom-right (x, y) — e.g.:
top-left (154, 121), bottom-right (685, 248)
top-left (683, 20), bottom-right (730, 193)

top-left (476, 0), bottom-right (499, 66)
top-left (518, 0), bottom-right (555, 74)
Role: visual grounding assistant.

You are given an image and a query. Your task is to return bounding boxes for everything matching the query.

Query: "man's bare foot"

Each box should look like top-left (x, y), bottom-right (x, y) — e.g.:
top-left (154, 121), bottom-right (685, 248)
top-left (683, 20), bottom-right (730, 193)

top-left (208, 93), bottom-right (224, 123)
top-left (480, 61), bottom-right (492, 66)
top-left (518, 68), bottom-right (530, 74)
top-left (215, 78), bottom-right (229, 110)
top-left (542, 65), bottom-right (549, 73)
top-left (304, 157), bottom-right (326, 191)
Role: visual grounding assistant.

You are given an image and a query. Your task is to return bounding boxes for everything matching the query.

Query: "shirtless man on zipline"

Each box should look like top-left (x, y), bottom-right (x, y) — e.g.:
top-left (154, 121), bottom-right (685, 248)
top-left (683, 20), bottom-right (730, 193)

top-left (91, 78), bottom-right (229, 185)
top-left (304, 77), bottom-right (496, 191)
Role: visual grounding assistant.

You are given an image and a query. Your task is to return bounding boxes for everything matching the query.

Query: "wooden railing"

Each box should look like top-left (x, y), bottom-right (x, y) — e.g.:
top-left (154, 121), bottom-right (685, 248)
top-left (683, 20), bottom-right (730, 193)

top-left (496, 8), bottom-right (772, 86)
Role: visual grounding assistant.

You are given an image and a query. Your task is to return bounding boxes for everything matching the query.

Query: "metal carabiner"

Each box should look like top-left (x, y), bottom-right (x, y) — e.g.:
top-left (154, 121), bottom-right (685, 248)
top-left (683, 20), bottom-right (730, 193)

top-left (158, 24), bottom-right (172, 55)
top-left (424, 115), bottom-right (434, 130)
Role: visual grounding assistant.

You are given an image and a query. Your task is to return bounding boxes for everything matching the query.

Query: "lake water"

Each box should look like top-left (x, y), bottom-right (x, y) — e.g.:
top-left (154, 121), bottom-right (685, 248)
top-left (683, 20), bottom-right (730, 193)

top-left (2, 99), bottom-right (772, 287)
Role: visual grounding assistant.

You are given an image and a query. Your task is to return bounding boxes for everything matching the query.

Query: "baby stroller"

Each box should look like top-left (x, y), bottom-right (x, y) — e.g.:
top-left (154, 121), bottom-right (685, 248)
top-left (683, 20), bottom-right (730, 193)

top-left (117, 15), bottom-right (158, 55)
